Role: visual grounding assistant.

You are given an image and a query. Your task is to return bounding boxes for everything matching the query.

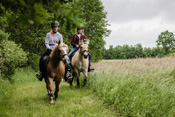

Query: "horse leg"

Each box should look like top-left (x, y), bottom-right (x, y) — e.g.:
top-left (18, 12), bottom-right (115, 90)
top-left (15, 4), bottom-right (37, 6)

top-left (73, 69), bottom-right (80, 87)
top-left (44, 78), bottom-right (50, 96)
top-left (48, 77), bottom-right (54, 104)
top-left (76, 72), bottom-right (80, 88)
top-left (83, 69), bottom-right (88, 87)
top-left (69, 72), bottom-right (74, 86)
top-left (54, 77), bottom-right (61, 100)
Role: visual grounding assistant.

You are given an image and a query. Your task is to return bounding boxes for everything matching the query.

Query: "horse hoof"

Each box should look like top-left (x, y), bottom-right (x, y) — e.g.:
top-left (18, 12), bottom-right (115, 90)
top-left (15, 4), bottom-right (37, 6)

top-left (77, 85), bottom-right (80, 88)
top-left (50, 101), bottom-right (54, 104)
top-left (69, 82), bottom-right (73, 86)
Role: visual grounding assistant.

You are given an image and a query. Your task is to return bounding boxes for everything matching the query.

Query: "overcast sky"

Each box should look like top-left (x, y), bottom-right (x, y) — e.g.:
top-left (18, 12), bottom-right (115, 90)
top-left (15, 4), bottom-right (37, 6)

top-left (101, 0), bottom-right (175, 49)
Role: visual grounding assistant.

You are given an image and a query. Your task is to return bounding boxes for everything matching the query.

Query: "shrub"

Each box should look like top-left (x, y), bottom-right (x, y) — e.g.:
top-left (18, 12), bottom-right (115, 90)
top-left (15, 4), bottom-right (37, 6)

top-left (0, 30), bottom-right (28, 78)
top-left (28, 53), bottom-right (40, 71)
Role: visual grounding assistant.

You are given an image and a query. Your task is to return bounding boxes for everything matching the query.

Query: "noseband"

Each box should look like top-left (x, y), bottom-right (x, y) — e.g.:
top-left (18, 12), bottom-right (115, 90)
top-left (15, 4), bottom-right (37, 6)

top-left (61, 54), bottom-right (68, 59)
top-left (80, 48), bottom-right (89, 56)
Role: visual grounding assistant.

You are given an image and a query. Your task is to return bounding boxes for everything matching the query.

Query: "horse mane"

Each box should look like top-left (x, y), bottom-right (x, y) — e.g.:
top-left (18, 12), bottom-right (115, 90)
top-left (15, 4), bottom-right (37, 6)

top-left (50, 44), bottom-right (58, 59)
top-left (79, 39), bottom-right (90, 45)
top-left (49, 43), bottom-right (68, 59)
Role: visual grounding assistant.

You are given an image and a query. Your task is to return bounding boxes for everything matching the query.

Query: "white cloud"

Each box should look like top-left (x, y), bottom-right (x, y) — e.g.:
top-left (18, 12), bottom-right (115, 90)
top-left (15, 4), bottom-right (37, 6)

top-left (101, 0), bottom-right (175, 49)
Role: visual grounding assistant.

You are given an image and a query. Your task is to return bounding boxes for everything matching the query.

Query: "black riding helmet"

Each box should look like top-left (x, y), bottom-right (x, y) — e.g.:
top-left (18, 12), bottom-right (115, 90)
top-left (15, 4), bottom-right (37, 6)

top-left (77, 27), bottom-right (84, 30)
top-left (51, 21), bottom-right (59, 28)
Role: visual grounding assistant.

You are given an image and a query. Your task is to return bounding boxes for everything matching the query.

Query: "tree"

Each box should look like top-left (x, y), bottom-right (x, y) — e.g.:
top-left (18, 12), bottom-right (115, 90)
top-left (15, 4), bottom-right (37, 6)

top-left (77, 0), bottom-right (111, 62)
top-left (0, 0), bottom-right (110, 70)
top-left (156, 30), bottom-right (175, 54)
top-left (135, 44), bottom-right (144, 58)
top-left (0, 0), bottom-right (76, 26)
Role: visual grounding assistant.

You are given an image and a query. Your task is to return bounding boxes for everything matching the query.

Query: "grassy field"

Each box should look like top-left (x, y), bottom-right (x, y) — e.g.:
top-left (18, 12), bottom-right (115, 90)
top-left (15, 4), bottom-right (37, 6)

top-left (0, 67), bottom-right (117, 117)
top-left (87, 57), bottom-right (175, 116)
top-left (1, 57), bottom-right (175, 116)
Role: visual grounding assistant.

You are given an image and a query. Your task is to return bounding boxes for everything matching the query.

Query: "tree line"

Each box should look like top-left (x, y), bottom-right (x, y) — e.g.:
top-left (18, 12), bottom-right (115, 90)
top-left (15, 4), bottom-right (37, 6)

top-left (103, 30), bottom-right (175, 59)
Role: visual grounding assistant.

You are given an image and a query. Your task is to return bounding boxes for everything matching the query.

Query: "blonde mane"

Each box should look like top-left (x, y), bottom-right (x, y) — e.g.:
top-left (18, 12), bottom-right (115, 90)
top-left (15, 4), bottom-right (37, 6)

top-left (49, 43), bottom-right (68, 59)
top-left (50, 44), bottom-right (58, 59)
top-left (79, 39), bottom-right (89, 45)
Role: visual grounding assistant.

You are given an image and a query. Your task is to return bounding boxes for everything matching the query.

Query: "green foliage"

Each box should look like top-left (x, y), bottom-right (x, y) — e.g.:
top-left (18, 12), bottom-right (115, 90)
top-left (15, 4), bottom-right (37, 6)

top-left (0, 29), bottom-right (8, 41)
top-left (104, 44), bottom-right (165, 59)
top-left (156, 30), bottom-right (175, 54)
top-left (104, 30), bottom-right (175, 60)
top-left (1, 0), bottom-right (110, 63)
top-left (0, 0), bottom-right (110, 76)
top-left (29, 53), bottom-right (40, 71)
top-left (0, 0), bottom-right (49, 26)
top-left (0, 30), bottom-right (28, 78)
top-left (77, 0), bottom-right (111, 62)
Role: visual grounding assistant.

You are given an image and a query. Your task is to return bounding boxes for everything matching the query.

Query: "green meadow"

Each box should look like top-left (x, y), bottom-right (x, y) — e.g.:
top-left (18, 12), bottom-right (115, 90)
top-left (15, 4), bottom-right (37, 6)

top-left (1, 57), bottom-right (175, 116)
top-left (0, 67), bottom-right (117, 117)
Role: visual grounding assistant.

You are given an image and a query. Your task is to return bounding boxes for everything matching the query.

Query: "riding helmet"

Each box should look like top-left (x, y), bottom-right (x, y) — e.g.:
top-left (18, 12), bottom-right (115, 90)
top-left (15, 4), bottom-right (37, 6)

top-left (51, 21), bottom-right (59, 28)
top-left (77, 27), bottom-right (84, 30)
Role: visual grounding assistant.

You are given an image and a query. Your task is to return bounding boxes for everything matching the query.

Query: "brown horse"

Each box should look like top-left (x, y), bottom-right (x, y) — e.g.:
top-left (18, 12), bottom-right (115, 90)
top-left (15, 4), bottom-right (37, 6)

top-left (45, 40), bottom-right (69, 104)
top-left (70, 39), bottom-right (89, 87)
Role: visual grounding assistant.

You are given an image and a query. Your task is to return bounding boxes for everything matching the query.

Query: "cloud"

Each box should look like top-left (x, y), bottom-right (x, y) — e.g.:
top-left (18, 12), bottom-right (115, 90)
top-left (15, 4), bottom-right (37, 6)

top-left (102, 0), bottom-right (175, 23)
top-left (101, 0), bottom-right (175, 49)
top-left (104, 17), bottom-right (175, 48)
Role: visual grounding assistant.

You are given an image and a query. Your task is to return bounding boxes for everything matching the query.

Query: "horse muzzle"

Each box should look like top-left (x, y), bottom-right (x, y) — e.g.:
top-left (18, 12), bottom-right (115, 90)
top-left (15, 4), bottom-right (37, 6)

top-left (84, 54), bottom-right (88, 59)
top-left (62, 55), bottom-right (70, 65)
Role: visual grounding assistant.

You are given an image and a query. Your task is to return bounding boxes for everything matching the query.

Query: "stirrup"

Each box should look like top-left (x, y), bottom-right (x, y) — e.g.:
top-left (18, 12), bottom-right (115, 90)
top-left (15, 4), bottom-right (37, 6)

top-left (88, 68), bottom-right (94, 72)
top-left (91, 68), bottom-right (94, 71)
top-left (36, 71), bottom-right (43, 81)
top-left (67, 72), bottom-right (73, 79)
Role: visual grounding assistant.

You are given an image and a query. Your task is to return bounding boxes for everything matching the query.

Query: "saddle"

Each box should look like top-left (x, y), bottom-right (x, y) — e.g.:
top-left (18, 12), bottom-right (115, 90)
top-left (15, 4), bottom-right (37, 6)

top-left (42, 56), bottom-right (50, 78)
top-left (70, 49), bottom-right (79, 61)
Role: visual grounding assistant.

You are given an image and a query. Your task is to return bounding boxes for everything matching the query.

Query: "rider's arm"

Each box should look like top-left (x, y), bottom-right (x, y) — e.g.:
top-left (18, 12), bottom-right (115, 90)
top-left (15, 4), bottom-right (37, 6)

top-left (60, 34), bottom-right (63, 43)
top-left (71, 34), bottom-right (77, 47)
top-left (45, 33), bottom-right (51, 50)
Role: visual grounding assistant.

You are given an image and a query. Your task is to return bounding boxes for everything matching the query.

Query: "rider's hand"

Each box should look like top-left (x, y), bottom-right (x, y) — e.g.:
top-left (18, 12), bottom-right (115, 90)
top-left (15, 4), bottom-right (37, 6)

top-left (76, 45), bottom-right (79, 48)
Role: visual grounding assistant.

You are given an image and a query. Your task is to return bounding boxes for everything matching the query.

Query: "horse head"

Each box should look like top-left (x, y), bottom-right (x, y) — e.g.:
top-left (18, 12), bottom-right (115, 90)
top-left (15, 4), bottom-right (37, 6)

top-left (50, 40), bottom-right (70, 65)
top-left (58, 40), bottom-right (70, 65)
top-left (79, 39), bottom-right (89, 59)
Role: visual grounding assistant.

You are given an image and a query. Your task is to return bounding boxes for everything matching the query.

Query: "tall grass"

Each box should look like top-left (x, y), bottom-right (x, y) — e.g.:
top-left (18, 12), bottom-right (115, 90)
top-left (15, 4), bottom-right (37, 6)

top-left (87, 57), bottom-right (175, 116)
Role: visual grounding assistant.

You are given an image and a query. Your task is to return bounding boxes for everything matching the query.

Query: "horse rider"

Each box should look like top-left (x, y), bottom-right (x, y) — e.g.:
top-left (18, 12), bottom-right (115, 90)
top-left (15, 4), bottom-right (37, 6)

top-left (68, 27), bottom-right (94, 72)
top-left (36, 21), bottom-right (66, 81)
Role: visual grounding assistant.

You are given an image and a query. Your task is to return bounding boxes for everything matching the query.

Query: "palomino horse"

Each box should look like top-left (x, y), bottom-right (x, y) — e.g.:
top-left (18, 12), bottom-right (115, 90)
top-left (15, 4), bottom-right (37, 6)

top-left (45, 40), bottom-right (69, 104)
top-left (70, 39), bottom-right (89, 87)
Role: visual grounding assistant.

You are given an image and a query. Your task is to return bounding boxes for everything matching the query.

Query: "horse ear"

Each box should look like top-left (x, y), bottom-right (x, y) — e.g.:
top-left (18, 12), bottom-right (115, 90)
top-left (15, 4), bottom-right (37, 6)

top-left (79, 40), bottom-right (84, 45)
top-left (83, 39), bottom-right (89, 45)
top-left (65, 40), bottom-right (67, 44)
top-left (58, 40), bottom-right (61, 45)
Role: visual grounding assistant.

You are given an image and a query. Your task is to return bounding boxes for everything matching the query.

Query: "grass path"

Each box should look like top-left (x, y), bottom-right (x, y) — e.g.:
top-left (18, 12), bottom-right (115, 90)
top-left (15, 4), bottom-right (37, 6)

top-left (0, 76), bottom-right (118, 117)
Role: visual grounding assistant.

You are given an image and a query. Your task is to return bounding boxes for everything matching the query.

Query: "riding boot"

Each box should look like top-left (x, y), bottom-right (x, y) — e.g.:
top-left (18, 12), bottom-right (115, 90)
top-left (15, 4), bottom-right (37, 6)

top-left (88, 63), bottom-right (94, 72)
top-left (64, 67), bottom-right (68, 81)
top-left (64, 64), bottom-right (73, 80)
top-left (67, 64), bottom-right (73, 79)
top-left (36, 71), bottom-right (43, 81)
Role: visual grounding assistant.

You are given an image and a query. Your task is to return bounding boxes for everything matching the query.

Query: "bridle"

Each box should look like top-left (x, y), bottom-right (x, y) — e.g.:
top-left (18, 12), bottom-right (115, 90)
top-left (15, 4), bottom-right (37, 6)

top-left (61, 54), bottom-right (68, 59)
top-left (59, 46), bottom-right (69, 64)
top-left (79, 46), bottom-right (89, 57)
top-left (80, 50), bottom-right (88, 56)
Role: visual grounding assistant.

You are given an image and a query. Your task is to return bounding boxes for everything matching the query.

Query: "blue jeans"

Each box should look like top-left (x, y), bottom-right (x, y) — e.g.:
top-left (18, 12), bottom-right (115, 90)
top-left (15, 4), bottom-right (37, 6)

top-left (68, 48), bottom-right (78, 60)
top-left (68, 48), bottom-right (91, 64)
